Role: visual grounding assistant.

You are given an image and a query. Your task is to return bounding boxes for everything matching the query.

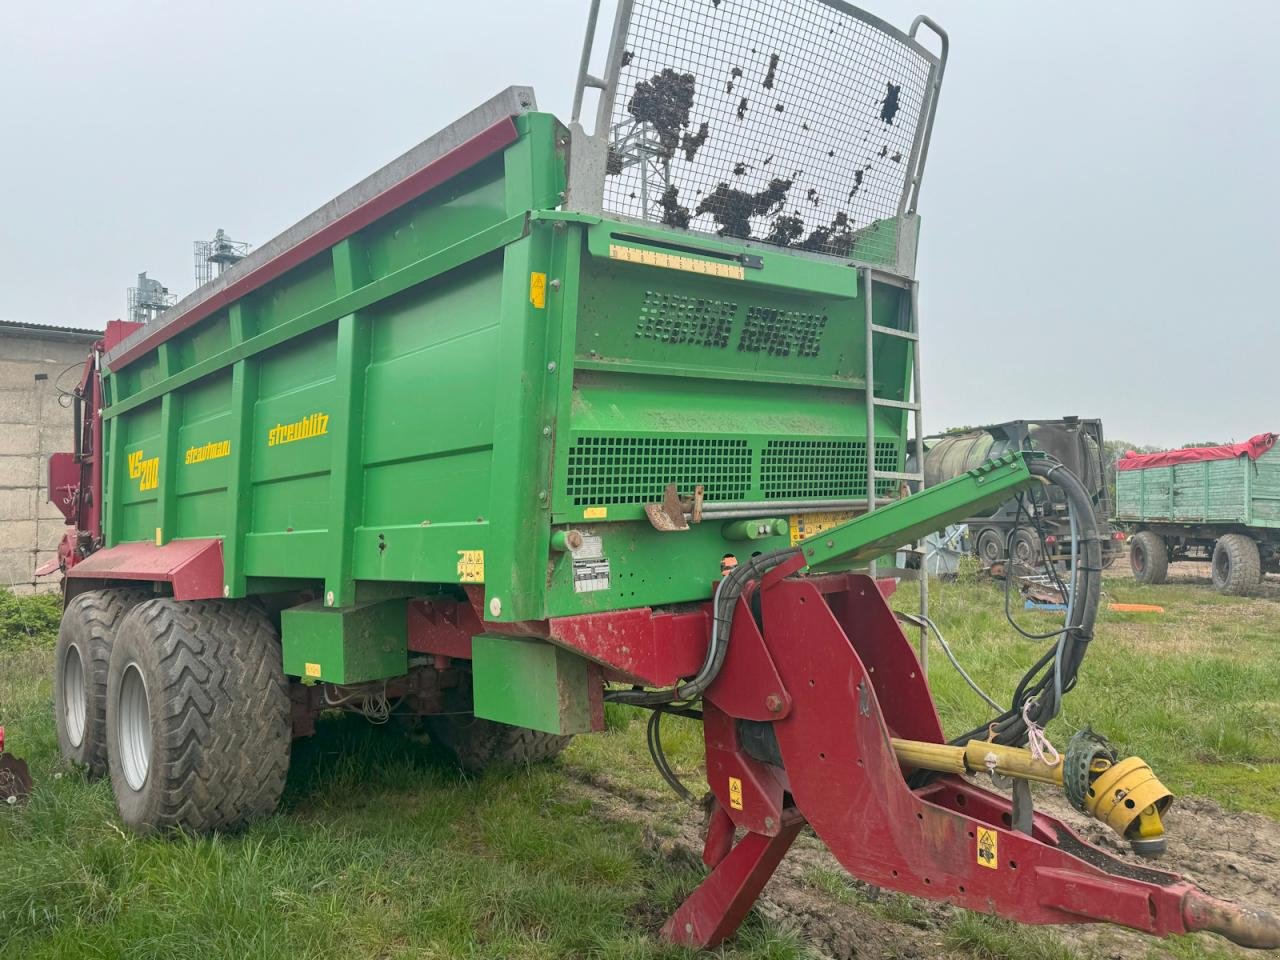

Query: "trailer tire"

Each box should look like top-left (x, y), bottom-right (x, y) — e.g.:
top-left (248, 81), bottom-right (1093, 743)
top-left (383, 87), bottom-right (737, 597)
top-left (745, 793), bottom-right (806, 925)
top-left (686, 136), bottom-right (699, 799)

top-left (975, 528), bottom-right (1004, 566)
top-left (54, 588), bottom-right (149, 778)
top-left (426, 714), bottom-right (571, 774)
top-left (106, 598), bottom-right (290, 834)
top-left (1212, 534), bottom-right (1260, 596)
top-left (1129, 532), bottom-right (1168, 585)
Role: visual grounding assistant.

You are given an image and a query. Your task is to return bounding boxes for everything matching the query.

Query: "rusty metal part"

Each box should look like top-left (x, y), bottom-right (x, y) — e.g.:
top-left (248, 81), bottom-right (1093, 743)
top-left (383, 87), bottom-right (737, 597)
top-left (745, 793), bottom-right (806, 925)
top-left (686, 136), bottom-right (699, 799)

top-left (0, 728), bottom-right (32, 805)
top-left (645, 483), bottom-right (706, 531)
top-left (1183, 890), bottom-right (1280, 949)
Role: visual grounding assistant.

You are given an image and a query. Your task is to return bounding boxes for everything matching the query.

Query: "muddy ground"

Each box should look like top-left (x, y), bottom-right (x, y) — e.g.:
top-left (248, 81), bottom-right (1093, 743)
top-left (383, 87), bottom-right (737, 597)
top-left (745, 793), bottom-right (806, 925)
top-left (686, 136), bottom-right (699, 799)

top-left (565, 765), bottom-right (1280, 959)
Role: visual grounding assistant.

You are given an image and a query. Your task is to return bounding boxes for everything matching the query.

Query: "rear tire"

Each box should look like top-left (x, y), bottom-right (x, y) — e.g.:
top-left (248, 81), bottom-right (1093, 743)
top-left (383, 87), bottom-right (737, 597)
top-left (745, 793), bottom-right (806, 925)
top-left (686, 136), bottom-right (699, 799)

top-left (975, 528), bottom-right (1004, 567)
top-left (1129, 531), bottom-right (1168, 585)
top-left (54, 588), bottom-right (149, 778)
top-left (106, 599), bottom-right (290, 834)
top-left (1211, 534), bottom-right (1261, 596)
top-left (426, 714), bottom-right (571, 774)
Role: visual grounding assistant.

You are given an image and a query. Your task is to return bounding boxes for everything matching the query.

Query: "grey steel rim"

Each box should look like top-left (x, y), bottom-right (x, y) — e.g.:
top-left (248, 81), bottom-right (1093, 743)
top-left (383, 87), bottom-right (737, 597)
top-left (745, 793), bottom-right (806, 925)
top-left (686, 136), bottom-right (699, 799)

top-left (118, 663), bottom-right (152, 791)
top-left (62, 645), bottom-right (87, 748)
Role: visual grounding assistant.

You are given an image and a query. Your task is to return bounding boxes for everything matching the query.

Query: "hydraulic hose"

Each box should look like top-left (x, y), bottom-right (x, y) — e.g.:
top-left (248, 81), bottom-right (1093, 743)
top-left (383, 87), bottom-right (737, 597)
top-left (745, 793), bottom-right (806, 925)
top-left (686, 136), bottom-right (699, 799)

top-left (604, 545), bottom-right (799, 706)
top-left (951, 458), bottom-right (1103, 748)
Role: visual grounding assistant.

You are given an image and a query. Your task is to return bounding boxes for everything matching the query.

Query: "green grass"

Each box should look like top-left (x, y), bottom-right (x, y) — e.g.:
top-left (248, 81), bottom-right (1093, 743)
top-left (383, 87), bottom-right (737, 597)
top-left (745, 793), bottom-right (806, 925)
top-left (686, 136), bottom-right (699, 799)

top-left (1, 580), bottom-right (1276, 959)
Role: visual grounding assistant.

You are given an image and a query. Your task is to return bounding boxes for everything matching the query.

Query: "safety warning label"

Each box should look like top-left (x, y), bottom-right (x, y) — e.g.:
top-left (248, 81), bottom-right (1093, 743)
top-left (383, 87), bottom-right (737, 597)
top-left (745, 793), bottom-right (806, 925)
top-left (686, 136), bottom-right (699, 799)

top-left (976, 826), bottom-right (998, 869)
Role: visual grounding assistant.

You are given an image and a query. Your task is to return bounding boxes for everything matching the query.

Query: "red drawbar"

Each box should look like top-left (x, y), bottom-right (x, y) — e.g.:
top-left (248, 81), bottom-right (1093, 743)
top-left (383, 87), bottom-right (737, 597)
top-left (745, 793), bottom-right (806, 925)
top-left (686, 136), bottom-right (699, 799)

top-left (65, 538), bottom-right (224, 600)
top-left (660, 571), bottom-right (1250, 949)
top-left (108, 117), bottom-right (521, 371)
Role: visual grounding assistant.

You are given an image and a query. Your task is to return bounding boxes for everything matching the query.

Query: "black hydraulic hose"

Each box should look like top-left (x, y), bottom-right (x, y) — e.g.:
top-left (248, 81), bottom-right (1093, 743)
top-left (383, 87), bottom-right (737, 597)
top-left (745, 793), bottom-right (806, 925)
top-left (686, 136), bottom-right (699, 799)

top-left (950, 458), bottom-right (1102, 748)
top-left (604, 546), bottom-right (799, 706)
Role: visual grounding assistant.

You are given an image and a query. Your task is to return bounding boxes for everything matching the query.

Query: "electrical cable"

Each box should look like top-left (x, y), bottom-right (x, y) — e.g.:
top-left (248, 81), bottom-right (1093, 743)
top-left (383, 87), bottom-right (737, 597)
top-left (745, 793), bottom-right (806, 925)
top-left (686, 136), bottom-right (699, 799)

top-left (646, 707), bottom-right (698, 803)
top-left (894, 610), bottom-right (1003, 712)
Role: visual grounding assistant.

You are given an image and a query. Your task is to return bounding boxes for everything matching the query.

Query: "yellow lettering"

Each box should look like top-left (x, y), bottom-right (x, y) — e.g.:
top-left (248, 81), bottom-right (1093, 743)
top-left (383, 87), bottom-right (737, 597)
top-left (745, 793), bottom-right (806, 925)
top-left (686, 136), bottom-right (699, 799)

top-left (266, 413), bottom-right (330, 447)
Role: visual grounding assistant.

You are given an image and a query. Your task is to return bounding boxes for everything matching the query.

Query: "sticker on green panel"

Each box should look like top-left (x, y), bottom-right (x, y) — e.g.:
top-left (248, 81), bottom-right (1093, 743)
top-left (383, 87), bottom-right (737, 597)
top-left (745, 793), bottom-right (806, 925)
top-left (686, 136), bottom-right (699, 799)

top-left (570, 535), bottom-right (610, 593)
top-left (127, 450), bottom-right (159, 491)
top-left (268, 412), bottom-right (329, 446)
top-left (184, 440), bottom-right (231, 464)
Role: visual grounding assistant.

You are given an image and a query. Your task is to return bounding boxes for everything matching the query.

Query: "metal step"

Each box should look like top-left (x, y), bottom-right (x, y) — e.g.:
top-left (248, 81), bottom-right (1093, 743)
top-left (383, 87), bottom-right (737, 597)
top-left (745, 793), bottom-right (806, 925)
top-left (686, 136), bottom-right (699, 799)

top-left (870, 323), bottom-right (919, 341)
top-left (871, 398), bottom-right (921, 411)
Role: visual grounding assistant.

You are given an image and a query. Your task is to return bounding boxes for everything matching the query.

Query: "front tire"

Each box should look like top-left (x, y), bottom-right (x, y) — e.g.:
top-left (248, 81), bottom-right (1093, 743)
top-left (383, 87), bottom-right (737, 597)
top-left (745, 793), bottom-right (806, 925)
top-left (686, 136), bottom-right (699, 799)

top-left (54, 589), bottom-right (148, 778)
top-left (1212, 534), bottom-right (1261, 596)
top-left (1129, 531), bottom-right (1169, 585)
top-left (106, 599), bottom-right (290, 834)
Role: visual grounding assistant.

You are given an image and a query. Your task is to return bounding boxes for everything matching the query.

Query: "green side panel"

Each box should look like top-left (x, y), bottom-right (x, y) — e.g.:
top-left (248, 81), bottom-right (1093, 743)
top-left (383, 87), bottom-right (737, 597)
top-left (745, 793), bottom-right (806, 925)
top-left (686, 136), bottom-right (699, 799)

top-left (471, 634), bottom-right (594, 735)
top-left (1251, 449), bottom-right (1280, 525)
top-left (280, 599), bottom-right (408, 683)
top-left (1116, 449), bottom-right (1279, 528)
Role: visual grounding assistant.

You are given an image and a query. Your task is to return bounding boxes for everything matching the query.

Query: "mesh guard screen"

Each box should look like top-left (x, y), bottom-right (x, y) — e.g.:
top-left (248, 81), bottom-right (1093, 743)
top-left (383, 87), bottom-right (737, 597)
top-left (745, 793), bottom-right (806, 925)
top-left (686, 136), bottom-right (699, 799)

top-left (601, 0), bottom-right (938, 265)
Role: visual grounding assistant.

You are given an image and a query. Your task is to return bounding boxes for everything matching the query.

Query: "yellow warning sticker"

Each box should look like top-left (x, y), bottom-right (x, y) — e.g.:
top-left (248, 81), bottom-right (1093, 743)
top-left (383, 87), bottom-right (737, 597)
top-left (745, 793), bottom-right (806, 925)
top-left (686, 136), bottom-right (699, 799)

top-left (583, 506), bottom-right (608, 520)
top-left (608, 243), bottom-right (745, 280)
top-left (304, 662), bottom-right (322, 678)
top-left (976, 826), bottom-right (998, 869)
top-left (788, 511), bottom-right (855, 546)
top-left (457, 549), bottom-right (485, 583)
top-left (728, 776), bottom-right (744, 811)
top-left (155, 527), bottom-right (163, 546)
top-left (529, 271), bottom-right (547, 309)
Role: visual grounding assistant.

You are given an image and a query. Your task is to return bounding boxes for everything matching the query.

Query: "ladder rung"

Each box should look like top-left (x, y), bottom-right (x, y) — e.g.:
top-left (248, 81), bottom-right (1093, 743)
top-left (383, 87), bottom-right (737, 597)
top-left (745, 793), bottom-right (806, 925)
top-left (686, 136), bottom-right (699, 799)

top-left (873, 470), bottom-right (925, 482)
top-left (870, 323), bottom-right (918, 341)
top-left (871, 398), bottom-right (921, 411)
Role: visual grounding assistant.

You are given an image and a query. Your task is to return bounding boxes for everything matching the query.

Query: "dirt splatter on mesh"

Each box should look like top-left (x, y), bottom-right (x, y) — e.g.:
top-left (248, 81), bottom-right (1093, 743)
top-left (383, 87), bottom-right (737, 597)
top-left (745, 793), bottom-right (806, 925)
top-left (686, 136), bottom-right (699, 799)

top-left (628, 69), bottom-right (697, 159)
top-left (800, 211), bottom-right (855, 256)
top-left (658, 185), bottom-right (692, 228)
top-left (680, 121), bottom-right (710, 161)
top-left (880, 81), bottom-right (902, 124)
top-left (764, 213), bottom-right (806, 246)
top-left (763, 53), bottom-right (780, 89)
top-left (695, 177), bottom-right (793, 238)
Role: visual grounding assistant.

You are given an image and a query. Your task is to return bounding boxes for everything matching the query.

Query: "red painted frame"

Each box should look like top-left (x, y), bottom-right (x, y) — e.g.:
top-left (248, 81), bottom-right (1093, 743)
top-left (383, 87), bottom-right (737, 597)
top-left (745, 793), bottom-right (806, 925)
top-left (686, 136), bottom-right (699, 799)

top-left (662, 571), bottom-right (1268, 948)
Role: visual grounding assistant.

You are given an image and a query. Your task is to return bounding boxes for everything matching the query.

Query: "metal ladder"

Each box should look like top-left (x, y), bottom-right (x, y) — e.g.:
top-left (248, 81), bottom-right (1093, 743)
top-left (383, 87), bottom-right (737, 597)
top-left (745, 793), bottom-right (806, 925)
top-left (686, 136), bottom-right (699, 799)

top-left (861, 267), bottom-right (930, 670)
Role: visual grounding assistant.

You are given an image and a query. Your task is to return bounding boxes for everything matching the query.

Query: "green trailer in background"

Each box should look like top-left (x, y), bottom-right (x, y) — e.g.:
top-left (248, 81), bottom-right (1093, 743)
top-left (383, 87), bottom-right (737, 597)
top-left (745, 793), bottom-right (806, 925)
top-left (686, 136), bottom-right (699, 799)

top-left (1114, 433), bottom-right (1280, 594)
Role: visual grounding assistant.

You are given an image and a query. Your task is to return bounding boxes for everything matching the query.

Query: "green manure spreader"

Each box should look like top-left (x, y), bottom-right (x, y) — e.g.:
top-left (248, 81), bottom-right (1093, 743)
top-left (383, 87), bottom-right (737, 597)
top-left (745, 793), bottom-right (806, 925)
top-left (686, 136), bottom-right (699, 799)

top-left (40, 0), bottom-right (1278, 949)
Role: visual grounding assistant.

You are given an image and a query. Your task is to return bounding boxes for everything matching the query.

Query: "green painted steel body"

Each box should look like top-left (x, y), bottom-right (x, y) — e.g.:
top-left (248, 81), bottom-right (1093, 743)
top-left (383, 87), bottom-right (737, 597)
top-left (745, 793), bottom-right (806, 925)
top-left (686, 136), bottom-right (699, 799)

top-left (280, 599), bottom-right (408, 684)
top-left (1114, 448), bottom-right (1280, 528)
top-left (802, 453), bottom-right (1036, 572)
top-left (471, 635), bottom-right (596, 734)
top-left (99, 107), bottom-right (916, 641)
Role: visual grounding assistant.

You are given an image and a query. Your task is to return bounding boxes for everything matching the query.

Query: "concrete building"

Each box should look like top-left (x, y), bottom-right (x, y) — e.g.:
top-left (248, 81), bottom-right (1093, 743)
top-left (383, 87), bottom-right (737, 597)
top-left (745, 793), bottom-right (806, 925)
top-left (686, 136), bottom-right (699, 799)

top-left (0, 320), bottom-right (102, 594)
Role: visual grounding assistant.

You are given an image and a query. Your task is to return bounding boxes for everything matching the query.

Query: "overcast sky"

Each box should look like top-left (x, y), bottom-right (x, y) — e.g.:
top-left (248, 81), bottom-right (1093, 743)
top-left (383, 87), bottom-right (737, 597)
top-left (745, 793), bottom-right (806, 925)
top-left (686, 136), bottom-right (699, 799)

top-left (2, 1), bottom-right (1275, 448)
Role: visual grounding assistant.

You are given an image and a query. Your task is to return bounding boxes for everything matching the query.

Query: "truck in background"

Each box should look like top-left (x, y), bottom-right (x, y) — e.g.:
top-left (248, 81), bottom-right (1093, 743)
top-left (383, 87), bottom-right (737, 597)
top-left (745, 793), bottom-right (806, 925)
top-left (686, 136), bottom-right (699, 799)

top-left (1115, 433), bottom-right (1279, 594)
top-left (916, 417), bottom-right (1123, 568)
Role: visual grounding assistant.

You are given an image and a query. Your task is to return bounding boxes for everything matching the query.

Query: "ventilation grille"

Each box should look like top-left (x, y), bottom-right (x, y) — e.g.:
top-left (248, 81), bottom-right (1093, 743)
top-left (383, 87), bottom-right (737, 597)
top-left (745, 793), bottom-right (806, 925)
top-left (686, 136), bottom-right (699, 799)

top-left (565, 435), bottom-right (751, 506)
top-left (737, 306), bottom-right (826, 358)
top-left (760, 439), bottom-right (899, 498)
top-left (634, 291), bottom-right (737, 348)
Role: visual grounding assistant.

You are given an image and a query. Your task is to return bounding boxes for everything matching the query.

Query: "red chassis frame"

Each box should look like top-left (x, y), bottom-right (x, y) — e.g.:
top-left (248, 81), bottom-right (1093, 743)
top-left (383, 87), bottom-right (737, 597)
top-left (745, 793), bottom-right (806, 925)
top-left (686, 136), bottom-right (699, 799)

top-left (659, 566), bottom-right (1267, 948)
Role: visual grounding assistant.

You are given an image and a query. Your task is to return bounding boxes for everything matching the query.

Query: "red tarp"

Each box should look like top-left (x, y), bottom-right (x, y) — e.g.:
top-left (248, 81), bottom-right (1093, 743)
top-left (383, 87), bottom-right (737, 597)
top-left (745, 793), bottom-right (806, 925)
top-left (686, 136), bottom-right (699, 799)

top-left (1116, 432), bottom-right (1277, 471)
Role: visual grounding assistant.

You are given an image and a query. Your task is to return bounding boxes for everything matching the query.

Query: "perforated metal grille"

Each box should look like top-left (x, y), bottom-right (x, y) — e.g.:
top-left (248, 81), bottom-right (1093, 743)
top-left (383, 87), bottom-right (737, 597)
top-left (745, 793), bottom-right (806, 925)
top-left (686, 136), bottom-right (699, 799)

top-left (760, 439), bottom-right (900, 498)
top-left (565, 435), bottom-right (751, 505)
top-left (737, 305), bottom-right (826, 357)
top-left (601, 0), bottom-right (937, 264)
top-left (634, 290), bottom-right (737, 347)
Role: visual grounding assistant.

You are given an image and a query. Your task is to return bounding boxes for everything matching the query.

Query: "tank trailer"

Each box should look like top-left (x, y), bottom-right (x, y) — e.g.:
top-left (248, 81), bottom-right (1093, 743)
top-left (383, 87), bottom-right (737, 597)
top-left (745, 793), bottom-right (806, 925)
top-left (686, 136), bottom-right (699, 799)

top-left (42, 0), bottom-right (1278, 949)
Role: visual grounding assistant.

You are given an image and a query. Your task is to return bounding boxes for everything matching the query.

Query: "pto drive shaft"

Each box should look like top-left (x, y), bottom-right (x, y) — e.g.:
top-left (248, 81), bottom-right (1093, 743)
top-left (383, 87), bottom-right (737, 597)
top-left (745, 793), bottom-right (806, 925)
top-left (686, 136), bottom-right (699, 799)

top-left (891, 737), bottom-right (1172, 854)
